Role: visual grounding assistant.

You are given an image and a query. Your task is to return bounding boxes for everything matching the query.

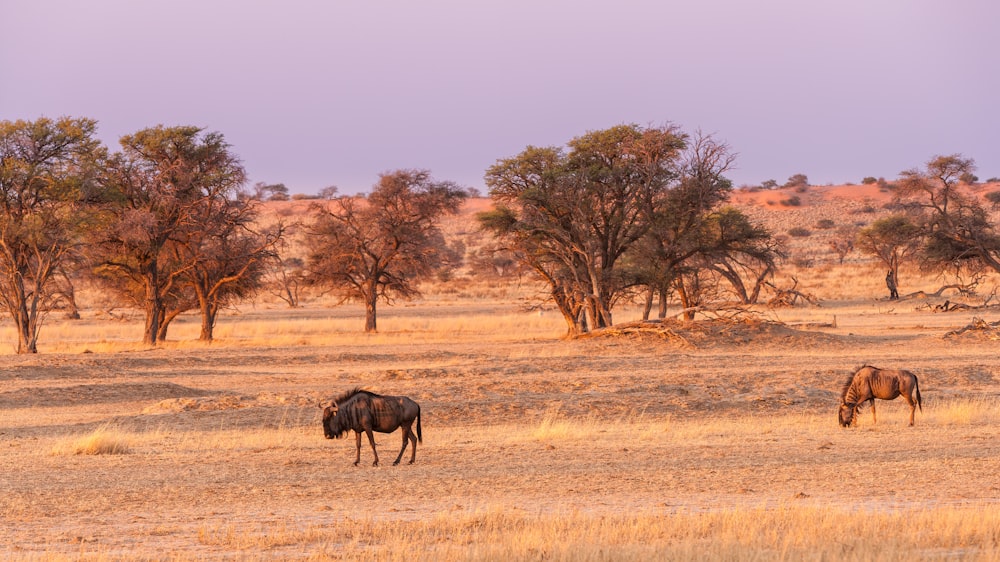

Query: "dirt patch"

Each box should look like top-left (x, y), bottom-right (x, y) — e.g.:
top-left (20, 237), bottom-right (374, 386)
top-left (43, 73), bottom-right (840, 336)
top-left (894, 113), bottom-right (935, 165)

top-left (0, 382), bottom-right (211, 409)
top-left (581, 318), bottom-right (849, 350)
top-left (143, 391), bottom-right (319, 413)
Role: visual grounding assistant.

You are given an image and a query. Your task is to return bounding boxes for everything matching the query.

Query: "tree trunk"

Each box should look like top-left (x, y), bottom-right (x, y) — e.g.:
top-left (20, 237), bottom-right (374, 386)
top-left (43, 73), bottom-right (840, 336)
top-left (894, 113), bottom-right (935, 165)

top-left (142, 266), bottom-right (162, 346)
top-left (364, 283), bottom-right (378, 333)
top-left (14, 303), bottom-right (37, 354)
top-left (677, 282), bottom-right (696, 321)
top-left (200, 305), bottom-right (217, 341)
top-left (642, 287), bottom-right (654, 321)
top-left (157, 305), bottom-right (187, 342)
top-left (658, 287), bottom-right (669, 319)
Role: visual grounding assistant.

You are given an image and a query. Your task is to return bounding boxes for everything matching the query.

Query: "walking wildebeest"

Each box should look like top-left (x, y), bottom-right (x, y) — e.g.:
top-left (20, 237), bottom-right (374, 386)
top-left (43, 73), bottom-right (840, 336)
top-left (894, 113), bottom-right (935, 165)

top-left (320, 388), bottom-right (422, 466)
top-left (839, 365), bottom-right (923, 427)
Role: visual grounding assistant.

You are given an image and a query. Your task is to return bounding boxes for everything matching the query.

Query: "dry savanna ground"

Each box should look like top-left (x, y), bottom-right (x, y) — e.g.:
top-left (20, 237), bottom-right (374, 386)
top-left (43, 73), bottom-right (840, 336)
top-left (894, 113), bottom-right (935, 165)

top-left (4, 185), bottom-right (1000, 560)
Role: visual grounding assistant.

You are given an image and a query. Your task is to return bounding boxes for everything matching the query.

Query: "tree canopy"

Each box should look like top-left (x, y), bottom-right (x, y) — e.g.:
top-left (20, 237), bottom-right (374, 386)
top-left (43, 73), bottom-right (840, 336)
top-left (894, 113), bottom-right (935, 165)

top-left (94, 125), bottom-right (256, 345)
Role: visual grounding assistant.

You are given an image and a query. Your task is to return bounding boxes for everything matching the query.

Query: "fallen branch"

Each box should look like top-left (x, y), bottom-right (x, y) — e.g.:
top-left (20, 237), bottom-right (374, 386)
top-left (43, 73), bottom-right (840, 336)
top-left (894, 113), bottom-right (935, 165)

top-left (764, 276), bottom-right (820, 308)
top-left (943, 316), bottom-right (1000, 339)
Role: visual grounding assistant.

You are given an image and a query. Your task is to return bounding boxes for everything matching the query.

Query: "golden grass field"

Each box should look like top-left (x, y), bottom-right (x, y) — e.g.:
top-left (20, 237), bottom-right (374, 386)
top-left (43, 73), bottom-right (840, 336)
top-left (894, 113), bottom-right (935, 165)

top-left (4, 185), bottom-right (1000, 560)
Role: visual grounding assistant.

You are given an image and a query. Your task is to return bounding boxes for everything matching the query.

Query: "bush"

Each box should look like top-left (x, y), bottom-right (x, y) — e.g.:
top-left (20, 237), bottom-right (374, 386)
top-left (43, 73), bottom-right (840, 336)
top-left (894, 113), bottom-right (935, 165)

top-left (785, 174), bottom-right (809, 190)
top-left (788, 227), bottom-right (812, 237)
top-left (960, 172), bottom-right (979, 185)
top-left (780, 196), bottom-right (802, 207)
top-left (985, 191), bottom-right (1000, 208)
top-left (862, 177), bottom-right (878, 185)
top-left (815, 219), bottom-right (836, 229)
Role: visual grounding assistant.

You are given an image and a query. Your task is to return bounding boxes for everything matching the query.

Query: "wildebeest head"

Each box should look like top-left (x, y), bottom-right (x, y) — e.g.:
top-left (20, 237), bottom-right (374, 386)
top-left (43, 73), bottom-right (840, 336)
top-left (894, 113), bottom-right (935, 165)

top-left (838, 402), bottom-right (857, 427)
top-left (320, 402), bottom-right (347, 439)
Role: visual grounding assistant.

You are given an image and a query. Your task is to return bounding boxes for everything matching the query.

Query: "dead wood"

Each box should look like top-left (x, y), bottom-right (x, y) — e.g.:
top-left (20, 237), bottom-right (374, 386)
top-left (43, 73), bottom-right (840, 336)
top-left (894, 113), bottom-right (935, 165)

top-left (943, 316), bottom-right (1000, 339)
top-left (764, 276), bottom-right (820, 308)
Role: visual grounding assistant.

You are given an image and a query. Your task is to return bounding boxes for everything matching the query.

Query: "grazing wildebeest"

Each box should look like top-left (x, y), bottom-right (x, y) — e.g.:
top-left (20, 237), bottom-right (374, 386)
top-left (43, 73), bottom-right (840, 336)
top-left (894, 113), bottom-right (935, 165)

top-left (320, 388), bottom-right (422, 466)
top-left (839, 365), bottom-right (923, 427)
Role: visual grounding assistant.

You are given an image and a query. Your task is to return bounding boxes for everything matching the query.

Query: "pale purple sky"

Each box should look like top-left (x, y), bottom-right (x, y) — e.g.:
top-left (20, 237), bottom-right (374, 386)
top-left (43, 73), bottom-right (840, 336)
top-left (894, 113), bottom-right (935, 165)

top-left (3, 1), bottom-right (997, 195)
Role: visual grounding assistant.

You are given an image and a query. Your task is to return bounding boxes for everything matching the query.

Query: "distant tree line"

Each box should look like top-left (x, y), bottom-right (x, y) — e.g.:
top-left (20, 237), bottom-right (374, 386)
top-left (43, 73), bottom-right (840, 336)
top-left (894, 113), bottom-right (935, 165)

top-left (0, 116), bottom-right (467, 350)
top-left (0, 118), bottom-right (284, 352)
top-left (4, 116), bottom-right (991, 350)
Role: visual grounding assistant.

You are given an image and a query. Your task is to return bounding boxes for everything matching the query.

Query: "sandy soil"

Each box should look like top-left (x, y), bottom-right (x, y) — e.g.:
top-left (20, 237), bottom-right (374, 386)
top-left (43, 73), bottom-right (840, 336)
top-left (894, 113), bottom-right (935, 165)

top-left (3, 301), bottom-right (1000, 558)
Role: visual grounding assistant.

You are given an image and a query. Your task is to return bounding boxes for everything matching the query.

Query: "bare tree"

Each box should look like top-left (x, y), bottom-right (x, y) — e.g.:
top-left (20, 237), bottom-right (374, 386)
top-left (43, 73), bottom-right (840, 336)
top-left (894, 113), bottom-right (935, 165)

top-left (179, 198), bottom-right (283, 341)
top-left (630, 133), bottom-right (777, 321)
top-left (306, 170), bottom-right (466, 332)
top-left (266, 236), bottom-right (307, 309)
top-left (829, 225), bottom-right (857, 265)
top-left (0, 117), bottom-right (103, 353)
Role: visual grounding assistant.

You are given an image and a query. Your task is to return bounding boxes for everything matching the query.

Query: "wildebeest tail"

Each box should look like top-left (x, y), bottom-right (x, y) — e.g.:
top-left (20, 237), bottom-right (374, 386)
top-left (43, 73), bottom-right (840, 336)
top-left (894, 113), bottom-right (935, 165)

top-left (416, 405), bottom-right (423, 443)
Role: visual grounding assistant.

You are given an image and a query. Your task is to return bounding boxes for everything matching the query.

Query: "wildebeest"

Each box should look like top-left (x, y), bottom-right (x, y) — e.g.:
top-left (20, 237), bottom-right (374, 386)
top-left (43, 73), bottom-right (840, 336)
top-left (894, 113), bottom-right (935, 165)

top-left (320, 388), bottom-right (422, 466)
top-left (839, 365), bottom-right (923, 427)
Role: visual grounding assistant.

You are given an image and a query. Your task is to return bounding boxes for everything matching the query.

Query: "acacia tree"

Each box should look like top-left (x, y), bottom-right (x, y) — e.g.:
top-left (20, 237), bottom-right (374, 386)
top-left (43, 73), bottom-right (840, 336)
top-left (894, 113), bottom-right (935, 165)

top-left (306, 171), bottom-right (466, 332)
top-left (894, 154), bottom-right (1000, 275)
top-left (174, 197), bottom-right (283, 341)
top-left (482, 126), bottom-right (779, 333)
top-left (855, 214), bottom-right (921, 293)
top-left (95, 126), bottom-right (247, 345)
top-left (482, 124), bottom-right (687, 335)
top-left (701, 207), bottom-right (783, 306)
top-left (0, 117), bottom-right (103, 353)
top-left (630, 132), bottom-right (742, 320)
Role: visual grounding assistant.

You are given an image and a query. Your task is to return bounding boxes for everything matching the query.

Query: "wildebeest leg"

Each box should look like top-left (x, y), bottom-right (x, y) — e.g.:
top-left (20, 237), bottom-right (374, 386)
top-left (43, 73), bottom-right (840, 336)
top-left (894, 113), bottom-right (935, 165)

top-left (903, 391), bottom-right (916, 426)
top-left (365, 428), bottom-right (379, 466)
top-left (870, 398), bottom-right (877, 425)
top-left (393, 425), bottom-right (411, 466)
top-left (353, 431), bottom-right (362, 466)
top-left (408, 427), bottom-right (418, 464)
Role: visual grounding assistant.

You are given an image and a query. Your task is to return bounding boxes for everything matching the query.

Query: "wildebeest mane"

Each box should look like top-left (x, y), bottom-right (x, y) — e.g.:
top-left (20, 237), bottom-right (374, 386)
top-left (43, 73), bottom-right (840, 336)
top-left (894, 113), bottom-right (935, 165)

top-left (840, 365), bottom-right (872, 400)
top-left (331, 387), bottom-right (378, 405)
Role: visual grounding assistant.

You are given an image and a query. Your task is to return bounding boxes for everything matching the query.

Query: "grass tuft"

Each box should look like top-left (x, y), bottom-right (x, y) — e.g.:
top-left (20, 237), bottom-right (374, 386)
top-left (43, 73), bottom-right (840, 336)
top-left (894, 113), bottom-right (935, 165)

top-left (52, 424), bottom-right (134, 456)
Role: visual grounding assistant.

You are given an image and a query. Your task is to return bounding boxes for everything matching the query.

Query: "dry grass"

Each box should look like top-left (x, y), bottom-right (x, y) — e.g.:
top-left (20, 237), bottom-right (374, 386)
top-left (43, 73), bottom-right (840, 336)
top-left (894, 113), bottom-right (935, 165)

top-left (6, 190), bottom-right (1000, 559)
top-left (50, 424), bottom-right (134, 456)
top-left (14, 504), bottom-right (1000, 561)
top-left (927, 396), bottom-right (1000, 426)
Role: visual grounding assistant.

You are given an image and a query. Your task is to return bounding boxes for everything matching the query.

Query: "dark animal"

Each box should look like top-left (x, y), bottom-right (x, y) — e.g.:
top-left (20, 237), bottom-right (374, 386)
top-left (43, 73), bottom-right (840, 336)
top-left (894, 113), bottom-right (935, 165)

top-left (320, 388), bottom-right (422, 466)
top-left (839, 365), bottom-right (922, 427)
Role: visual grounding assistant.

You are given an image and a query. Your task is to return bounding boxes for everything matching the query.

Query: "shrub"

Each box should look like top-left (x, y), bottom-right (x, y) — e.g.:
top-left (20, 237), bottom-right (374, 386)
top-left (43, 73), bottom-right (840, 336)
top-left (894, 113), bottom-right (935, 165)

top-left (985, 191), bottom-right (1000, 208)
top-left (815, 219), bottom-right (836, 229)
top-left (862, 177), bottom-right (878, 185)
top-left (785, 174), bottom-right (809, 190)
top-left (788, 227), bottom-right (812, 237)
top-left (780, 196), bottom-right (801, 207)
